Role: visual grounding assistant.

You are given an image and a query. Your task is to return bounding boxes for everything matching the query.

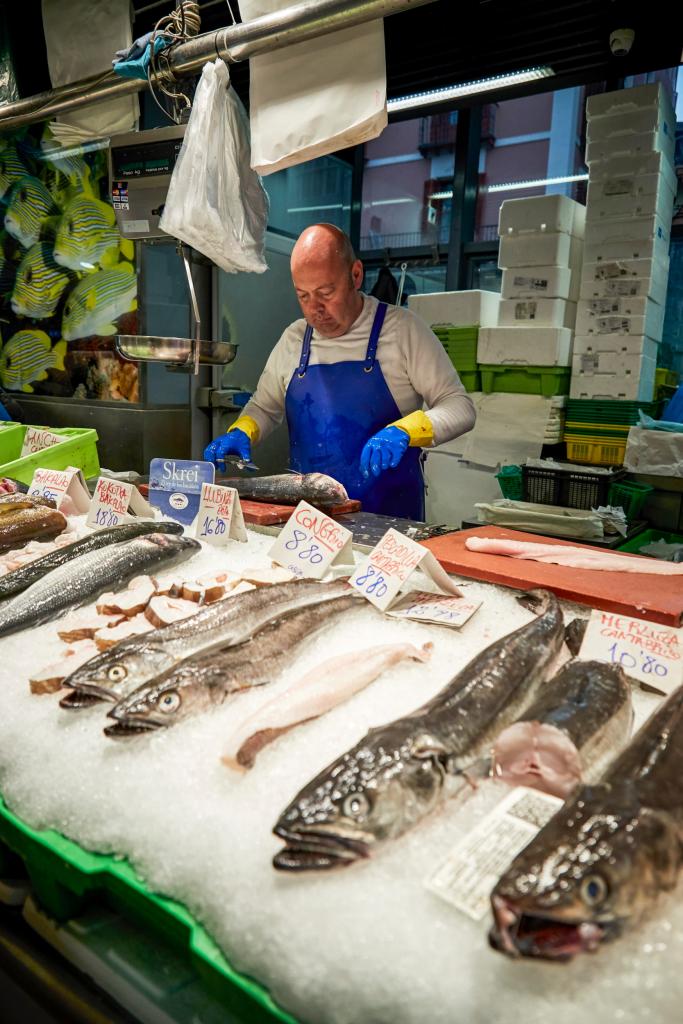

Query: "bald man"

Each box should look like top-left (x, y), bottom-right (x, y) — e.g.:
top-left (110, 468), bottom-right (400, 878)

top-left (204, 224), bottom-right (476, 520)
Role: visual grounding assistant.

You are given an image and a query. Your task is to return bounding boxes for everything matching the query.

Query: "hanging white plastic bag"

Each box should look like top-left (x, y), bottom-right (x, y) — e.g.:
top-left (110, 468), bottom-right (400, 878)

top-left (160, 60), bottom-right (269, 274)
top-left (240, 0), bottom-right (387, 175)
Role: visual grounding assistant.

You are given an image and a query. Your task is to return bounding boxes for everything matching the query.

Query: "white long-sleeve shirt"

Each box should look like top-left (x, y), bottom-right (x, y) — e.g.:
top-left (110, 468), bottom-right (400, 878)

top-left (243, 293), bottom-right (476, 446)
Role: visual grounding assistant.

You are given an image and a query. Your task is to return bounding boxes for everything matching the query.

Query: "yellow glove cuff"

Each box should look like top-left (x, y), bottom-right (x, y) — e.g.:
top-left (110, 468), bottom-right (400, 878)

top-left (389, 410), bottom-right (434, 447)
top-left (229, 414), bottom-right (260, 443)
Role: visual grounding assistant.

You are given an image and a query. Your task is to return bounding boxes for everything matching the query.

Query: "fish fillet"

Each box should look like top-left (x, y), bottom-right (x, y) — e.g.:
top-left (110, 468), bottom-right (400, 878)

top-left (223, 642), bottom-right (433, 771)
top-left (465, 537), bottom-right (683, 574)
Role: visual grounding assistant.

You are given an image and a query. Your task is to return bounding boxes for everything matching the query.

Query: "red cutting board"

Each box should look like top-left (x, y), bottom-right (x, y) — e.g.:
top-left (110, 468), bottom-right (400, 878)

top-left (240, 499), bottom-right (361, 525)
top-left (421, 526), bottom-right (683, 627)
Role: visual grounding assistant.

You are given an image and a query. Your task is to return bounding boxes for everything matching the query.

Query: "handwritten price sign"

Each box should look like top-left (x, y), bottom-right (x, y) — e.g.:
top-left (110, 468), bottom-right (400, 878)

top-left (349, 528), bottom-right (463, 611)
top-left (387, 591), bottom-right (481, 628)
top-left (195, 482), bottom-right (247, 545)
top-left (21, 426), bottom-right (64, 458)
top-left (579, 609), bottom-right (683, 695)
top-left (29, 466), bottom-right (91, 513)
top-left (270, 501), bottom-right (353, 579)
top-left (86, 477), bottom-right (132, 529)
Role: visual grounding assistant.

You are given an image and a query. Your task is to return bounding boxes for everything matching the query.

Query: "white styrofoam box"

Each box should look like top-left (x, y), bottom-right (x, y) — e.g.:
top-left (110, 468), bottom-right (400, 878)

top-left (423, 451), bottom-right (501, 526)
top-left (587, 168), bottom-right (676, 208)
top-left (477, 326), bottom-right (573, 366)
top-left (498, 232), bottom-right (583, 269)
top-left (407, 289), bottom-right (500, 327)
top-left (498, 195), bottom-right (586, 238)
top-left (581, 252), bottom-right (669, 283)
top-left (573, 333), bottom-right (659, 364)
top-left (586, 124), bottom-right (675, 165)
top-left (585, 182), bottom-right (674, 225)
top-left (586, 107), bottom-right (675, 143)
top-left (584, 212), bottom-right (670, 248)
top-left (587, 150), bottom-right (677, 191)
top-left (583, 231), bottom-right (669, 266)
top-left (570, 360), bottom-right (656, 402)
top-left (579, 272), bottom-right (668, 307)
top-left (572, 346), bottom-right (656, 382)
top-left (501, 266), bottom-right (580, 302)
top-left (575, 301), bottom-right (665, 341)
top-left (586, 83), bottom-right (675, 124)
top-left (499, 297), bottom-right (576, 329)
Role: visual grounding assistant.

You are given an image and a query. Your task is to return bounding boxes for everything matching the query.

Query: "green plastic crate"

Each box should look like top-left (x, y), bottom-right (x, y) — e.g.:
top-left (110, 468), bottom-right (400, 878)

top-left (0, 795), bottom-right (296, 1023)
top-left (565, 399), bottom-right (661, 423)
top-left (458, 369), bottom-right (481, 392)
top-left (433, 325), bottom-right (479, 371)
top-left (479, 365), bottom-right (570, 397)
top-left (617, 529), bottom-right (683, 555)
top-left (0, 424), bottom-right (99, 485)
top-left (608, 479), bottom-right (654, 521)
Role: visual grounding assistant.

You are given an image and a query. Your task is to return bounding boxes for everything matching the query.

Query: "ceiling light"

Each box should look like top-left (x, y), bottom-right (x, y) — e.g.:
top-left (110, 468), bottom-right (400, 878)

top-left (387, 67), bottom-right (554, 114)
top-left (487, 173), bottom-right (589, 193)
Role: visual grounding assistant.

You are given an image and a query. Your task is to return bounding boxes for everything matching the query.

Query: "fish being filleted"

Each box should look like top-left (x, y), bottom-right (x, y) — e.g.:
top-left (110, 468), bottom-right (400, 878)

top-left (487, 660), bottom-right (633, 799)
top-left (0, 330), bottom-right (67, 393)
top-left (11, 242), bottom-right (72, 318)
top-left (0, 533), bottom-right (198, 639)
top-left (216, 472), bottom-right (348, 508)
top-left (61, 264), bottom-right (137, 341)
top-left (53, 195), bottom-right (134, 272)
top-left (103, 593), bottom-right (359, 737)
top-left (489, 685), bottom-right (683, 962)
top-left (5, 176), bottom-right (60, 248)
top-left (0, 146), bottom-right (28, 200)
top-left (60, 578), bottom-right (357, 708)
top-left (272, 589), bottom-right (564, 871)
top-left (0, 505), bottom-right (66, 555)
top-left (0, 520), bottom-right (183, 601)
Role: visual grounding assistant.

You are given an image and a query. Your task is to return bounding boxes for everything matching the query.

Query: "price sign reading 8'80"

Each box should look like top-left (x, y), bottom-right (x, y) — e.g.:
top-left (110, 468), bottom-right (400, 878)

top-left (270, 501), bottom-right (353, 580)
top-left (579, 609), bottom-right (683, 696)
top-left (350, 528), bottom-right (464, 612)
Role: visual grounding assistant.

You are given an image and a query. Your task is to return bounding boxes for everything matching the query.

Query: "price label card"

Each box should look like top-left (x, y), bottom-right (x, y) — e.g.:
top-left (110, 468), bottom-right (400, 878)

top-left (269, 500), bottom-right (353, 580)
top-left (349, 528), bottom-right (463, 611)
top-left (29, 466), bottom-right (91, 513)
top-left (20, 426), bottom-right (64, 458)
top-left (387, 591), bottom-right (481, 629)
top-left (148, 458), bottom-right (215, 527)
top-left (426, 787), bottom-right (562, 921)
top-left (579, 609), bottom-right (683, 696)
top-left (86, 477), bottom-right (153, 529)
top-left (195, 483), bottom-right (247, 545)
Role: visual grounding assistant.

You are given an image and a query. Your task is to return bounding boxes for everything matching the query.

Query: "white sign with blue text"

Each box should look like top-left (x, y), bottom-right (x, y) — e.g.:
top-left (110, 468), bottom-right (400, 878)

top-left (270, 501), bottom-right (353, 580)
top-left (579, 608), bottom-right (683, 696)
top-left (195, 483), bottom-right (247, 545)
top-left (148, 459), bottom-right (215, 527)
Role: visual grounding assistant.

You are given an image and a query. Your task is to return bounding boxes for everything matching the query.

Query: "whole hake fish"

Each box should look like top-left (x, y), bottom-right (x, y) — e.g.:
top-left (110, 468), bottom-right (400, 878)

top-left (60, 578), bottom-right (357, 707)
top-left (0, 533), bottom-right (198, 638)
top-left (217, 473), bottom-right (348, 508)
top-left (103, 594), bottom-right (359, 737)
top-left (0, 505), bottom-right (66, 554)
top-left (489, 660), bottom-right (633, 799)
top-left (490, 684), bottom-right (683, 961)
top-left (273, 589), bottom-right (564, 871)
top-left (0, 520), bottom-right (183, 600)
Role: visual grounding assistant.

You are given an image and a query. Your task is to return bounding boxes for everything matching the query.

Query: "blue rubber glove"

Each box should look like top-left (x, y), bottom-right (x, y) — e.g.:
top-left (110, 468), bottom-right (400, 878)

top-left (360, 426), bottom-right (410, 479)
top-left (203, 428), bottom-right (252, 470)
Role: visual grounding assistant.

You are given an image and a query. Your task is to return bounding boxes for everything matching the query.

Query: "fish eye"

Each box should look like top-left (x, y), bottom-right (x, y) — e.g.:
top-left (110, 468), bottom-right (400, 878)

top-left (580, 874), bottom-right (609, 906)
top-left (156, 690), bottom-right (181, 713)
top-left (342, 793), bottom-right (370, 819)
top-left (108, 664), bottom-right (127, 682)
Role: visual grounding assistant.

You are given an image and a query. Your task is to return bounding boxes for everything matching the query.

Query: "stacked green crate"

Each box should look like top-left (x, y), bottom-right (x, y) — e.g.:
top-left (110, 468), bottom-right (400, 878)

top-left (433, 325), bottom-right (480, 391)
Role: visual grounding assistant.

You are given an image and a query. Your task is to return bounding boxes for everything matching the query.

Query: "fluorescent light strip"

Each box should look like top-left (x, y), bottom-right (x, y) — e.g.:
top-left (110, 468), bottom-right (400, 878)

top-left (428, 173), bottom-right (588, 202)
top-left (387, 67), bottom-right (554, 114)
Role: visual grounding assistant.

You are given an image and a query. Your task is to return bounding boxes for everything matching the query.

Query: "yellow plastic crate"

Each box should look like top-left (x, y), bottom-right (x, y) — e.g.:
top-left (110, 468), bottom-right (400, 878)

top-left (565, 433), bottom-right (627, 466)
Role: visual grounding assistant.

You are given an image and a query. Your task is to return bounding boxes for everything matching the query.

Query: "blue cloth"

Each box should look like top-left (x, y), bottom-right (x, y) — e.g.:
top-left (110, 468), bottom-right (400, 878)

top-left (0, 402), bottom-right (11, 422)
top-left (662, 384), bottom-right (683, 424)
top-left (203, 428), bottom-right (251, 470)
top-left (112, 35), bottom-right (170, 81)
top-left (360, 425), bottom-right (410, 478)
top-left (285, 302), bottom-right (424, 519)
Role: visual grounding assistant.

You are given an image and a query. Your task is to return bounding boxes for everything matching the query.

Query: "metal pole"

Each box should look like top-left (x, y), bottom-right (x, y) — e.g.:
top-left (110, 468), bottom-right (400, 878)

top-left (0, 0), bottom-right (437, 131)
top-left (445, 106), bottom-right (482, 292)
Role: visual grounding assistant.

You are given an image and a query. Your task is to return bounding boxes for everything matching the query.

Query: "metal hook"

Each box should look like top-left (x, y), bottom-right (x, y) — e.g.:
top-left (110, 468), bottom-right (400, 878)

top-left (396, 262), bottom-right (408, 306)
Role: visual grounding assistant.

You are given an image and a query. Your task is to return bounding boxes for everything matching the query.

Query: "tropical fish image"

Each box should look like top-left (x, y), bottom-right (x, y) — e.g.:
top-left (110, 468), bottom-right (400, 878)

top-left (11, 243), bottom-right (72, 318)
top-left (39, 133), bottom-right (89, 187)
top-left (53, 195), bottom-right (134, 272)
top-left (0, 146), bottom-right (28, 200)
top-left (0, 330), bottom-right (67, 392)
top-left (4, 176), bottom-right (60, 248)
top-left (0, 231), bottom-right (21, 296)
top-left (62, 264), bottom-right (137, 341)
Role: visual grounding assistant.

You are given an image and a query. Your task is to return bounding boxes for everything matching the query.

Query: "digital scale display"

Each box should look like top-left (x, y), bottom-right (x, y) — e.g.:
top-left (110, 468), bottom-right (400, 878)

top-left (111, 139), bottom-right (182, 178)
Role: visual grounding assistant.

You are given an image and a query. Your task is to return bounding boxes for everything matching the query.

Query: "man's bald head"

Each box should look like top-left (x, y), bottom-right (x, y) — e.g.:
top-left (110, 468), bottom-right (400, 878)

top-left (290, 224), bottom-right (364, 338)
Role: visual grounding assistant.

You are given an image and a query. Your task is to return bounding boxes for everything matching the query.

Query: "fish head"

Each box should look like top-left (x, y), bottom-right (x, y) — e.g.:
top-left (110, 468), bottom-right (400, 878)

top-left (303, 473), bottom-right (349, 508)
top-left (489, 784), bottom-right (683, 961)
top-left (5, 177), bottom-right (55, 248)
top-left (103, 672), bottom-right (212, 736)
top-left (54, 199), bottom-right (112, 271)
top-left (61, 642), bottom-right (179, 705)
top-left (273, 724), bottom-right (449, 870)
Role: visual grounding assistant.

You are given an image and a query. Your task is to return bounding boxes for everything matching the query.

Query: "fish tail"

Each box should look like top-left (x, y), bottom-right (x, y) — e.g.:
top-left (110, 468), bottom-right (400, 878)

top-left (51, 340), bottom-right (67, 371)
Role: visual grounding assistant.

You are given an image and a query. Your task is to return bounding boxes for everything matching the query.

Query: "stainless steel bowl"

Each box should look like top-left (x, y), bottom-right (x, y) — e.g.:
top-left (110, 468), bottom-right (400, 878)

top-left (116, 335), bottom-right (238, 366)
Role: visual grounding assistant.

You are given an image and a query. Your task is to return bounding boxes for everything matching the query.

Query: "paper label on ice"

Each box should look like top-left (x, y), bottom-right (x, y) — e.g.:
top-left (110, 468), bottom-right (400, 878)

top-left (349, 528), bottom-right (462, 611)
top-left (426, 787), bottom-right (562, 921)
top-left (29, 466), bottom-right (91, 513)
top-left (579, 608), bottom-right (683, 696)
top-left (269, 501), bottom-right (353, 579)
top-left (386, 591), bottom-right (481, 628)
top-left (21, 427), bottom-right (64, 458)
top-left (195, 482), bottom-right (247, 545)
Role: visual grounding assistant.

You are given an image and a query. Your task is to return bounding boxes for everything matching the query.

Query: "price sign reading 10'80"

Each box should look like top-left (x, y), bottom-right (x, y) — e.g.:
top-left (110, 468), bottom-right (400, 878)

top-left (579, 609), bottom-right (683, 696)
top-left (270, 501), bottom-right (353, 579)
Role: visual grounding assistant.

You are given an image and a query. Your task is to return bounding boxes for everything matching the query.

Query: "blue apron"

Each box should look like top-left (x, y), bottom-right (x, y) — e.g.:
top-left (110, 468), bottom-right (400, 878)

top-left (285, 301), bottom-right (425, 520)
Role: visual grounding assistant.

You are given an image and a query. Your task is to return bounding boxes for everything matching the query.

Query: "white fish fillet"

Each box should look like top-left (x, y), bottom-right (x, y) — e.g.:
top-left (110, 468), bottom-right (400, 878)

top-left (222, 642), bottom-right (433, 771)
top-left (465, 536), bottom-right (683, 575)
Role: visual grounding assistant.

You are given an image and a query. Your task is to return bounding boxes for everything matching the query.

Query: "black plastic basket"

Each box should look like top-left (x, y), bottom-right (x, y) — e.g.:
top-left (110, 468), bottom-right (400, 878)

top-left (523, 464), bottom-right (626, 510)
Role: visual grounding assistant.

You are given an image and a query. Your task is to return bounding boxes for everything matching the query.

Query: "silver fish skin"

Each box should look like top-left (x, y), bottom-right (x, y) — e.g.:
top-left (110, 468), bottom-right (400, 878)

top-left (273, 589), bottom-right (564, 871)
top-left (103, 594), bottom-right (359, 737)
top-left (219, 473), bottom-right (348, 508)
top-left (490, 685), bottom-right (683, 962)
top-left (0, 533), bottom-right (198, 638)
top-left (60, 578), bottom-right (356, 705)
top-left (0, 520), bottom-right (183, 600)
top-left (490, 660), bottom-right (633, 799)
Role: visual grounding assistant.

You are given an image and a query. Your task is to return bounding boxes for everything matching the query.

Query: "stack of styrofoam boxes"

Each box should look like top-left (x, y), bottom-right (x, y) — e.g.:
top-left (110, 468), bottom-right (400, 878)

top-left (407, 289), bottom-right (501, 390)
top-left (573, 83), bottom-right (676, 402)
top-left (478, 194), bottom-right (585, 377)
